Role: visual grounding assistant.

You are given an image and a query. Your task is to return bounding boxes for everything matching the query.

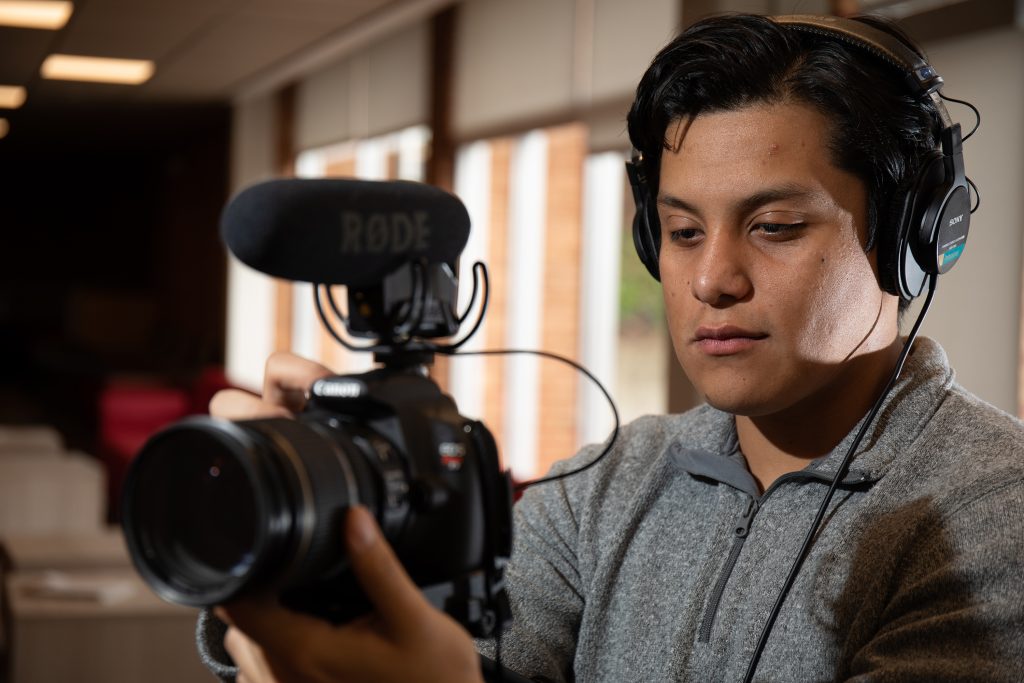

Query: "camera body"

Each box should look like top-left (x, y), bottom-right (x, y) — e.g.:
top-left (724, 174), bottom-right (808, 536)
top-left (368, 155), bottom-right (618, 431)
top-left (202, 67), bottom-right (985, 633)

top-left (122, 176), bottom-right (513, 638)
top-left (123, 363), bottom-right (513, 637)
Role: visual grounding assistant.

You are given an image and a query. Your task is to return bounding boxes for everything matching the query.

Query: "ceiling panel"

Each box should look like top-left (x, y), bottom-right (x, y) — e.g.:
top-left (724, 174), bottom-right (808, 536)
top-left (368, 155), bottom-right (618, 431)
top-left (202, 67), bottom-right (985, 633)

top-left (0, 0), bottom-right (412, 146)
top-left (0, 0), bottom-right (399, 105)
top-left (21, 76), bottom-right (147, 106)
top-left (148, 0), bottom-right (395, 98)
top-left (0, 27), bottom-right (58, 84)
top-left (58, 4), bottom-right (234, 60)
top-left (146, 14), bottom-right (333, 97)
top-left (243, 0), bottom-right (392, 23)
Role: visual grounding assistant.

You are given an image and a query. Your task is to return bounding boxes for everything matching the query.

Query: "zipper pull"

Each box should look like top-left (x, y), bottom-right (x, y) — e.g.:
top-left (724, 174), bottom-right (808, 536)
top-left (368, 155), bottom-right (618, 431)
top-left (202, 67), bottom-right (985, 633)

top-left (734, 498), bottom-right (757, 538)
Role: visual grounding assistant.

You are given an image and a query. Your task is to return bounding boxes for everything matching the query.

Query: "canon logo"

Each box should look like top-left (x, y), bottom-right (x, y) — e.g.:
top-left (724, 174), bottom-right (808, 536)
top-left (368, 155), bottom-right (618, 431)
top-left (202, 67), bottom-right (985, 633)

top-left (317, 381), bottom-right (363, 399)
top-left (340, 211), bottom-right (430, 254)
top-left (948, 214), bottom-right (964, 227)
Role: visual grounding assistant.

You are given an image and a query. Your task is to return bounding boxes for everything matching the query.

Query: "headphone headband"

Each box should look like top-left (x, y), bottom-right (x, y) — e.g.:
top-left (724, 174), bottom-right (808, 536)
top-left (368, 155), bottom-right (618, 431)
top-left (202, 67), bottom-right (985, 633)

top-left (773, 16), bottom-right (935, 89)
top-left (627, 13), bottom-right (973, 300)
top-left (772, 15), bottom-right (952, 127)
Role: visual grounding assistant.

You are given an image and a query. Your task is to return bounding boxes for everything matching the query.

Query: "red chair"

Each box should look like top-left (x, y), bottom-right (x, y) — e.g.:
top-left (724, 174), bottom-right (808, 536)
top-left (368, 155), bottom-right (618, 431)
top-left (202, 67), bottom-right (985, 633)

top-left (98, 381), bottom-right (190, 521)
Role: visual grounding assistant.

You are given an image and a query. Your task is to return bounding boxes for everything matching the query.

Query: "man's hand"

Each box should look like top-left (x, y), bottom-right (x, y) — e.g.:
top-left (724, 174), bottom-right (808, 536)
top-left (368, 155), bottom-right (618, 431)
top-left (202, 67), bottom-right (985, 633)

top-left (218, 505), bottom-right (483, 683)
top-left (209, 352), bottom-right (484, 683)
top-left (209, 351), bottom-right (333, 420)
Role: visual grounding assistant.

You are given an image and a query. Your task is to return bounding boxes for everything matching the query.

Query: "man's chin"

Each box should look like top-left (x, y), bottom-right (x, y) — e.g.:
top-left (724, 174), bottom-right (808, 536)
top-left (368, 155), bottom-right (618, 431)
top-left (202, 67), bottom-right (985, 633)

top-left (699, 389), bottom-right (785, 418)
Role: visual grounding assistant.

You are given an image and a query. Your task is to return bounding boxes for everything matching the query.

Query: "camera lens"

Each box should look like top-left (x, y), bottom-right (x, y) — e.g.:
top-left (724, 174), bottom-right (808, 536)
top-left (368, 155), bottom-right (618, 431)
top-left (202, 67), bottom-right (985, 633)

top-left (122, 416), bottom-right (386, 608)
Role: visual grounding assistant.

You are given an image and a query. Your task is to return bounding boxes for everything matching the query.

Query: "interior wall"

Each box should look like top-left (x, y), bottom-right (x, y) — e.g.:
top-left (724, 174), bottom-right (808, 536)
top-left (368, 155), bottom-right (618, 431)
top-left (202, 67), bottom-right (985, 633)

top-left (225, 2), bottom-right (1024, 415)
top-left (295, 22), bottom-right (430, 152)
top-left (453, 0), bottom-right (577, 137)
top-left (453, 0), bottom-right (679, 140)
top-left (907, 26), bottom-right (1024, 414)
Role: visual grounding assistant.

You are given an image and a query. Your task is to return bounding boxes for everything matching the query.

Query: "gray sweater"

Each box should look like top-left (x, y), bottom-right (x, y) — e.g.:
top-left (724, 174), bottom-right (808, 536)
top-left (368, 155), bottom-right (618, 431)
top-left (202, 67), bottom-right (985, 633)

top-left (198, 338), bottom-right (1024, 681)
top-left (480, 337), bottom-right (1024, 681)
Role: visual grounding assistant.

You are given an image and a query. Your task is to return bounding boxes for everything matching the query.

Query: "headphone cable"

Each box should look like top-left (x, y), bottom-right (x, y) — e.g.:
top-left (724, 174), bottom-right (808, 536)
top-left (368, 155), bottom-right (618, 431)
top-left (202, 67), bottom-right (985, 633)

top-left (742, 274), bottom-right (938, 682)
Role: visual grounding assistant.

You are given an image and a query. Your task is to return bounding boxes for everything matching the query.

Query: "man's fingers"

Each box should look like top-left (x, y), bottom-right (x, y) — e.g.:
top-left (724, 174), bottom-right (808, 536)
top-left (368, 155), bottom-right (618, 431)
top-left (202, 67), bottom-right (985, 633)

top-left (223, 625), bottom-right (273, 683)
top-left (209, 351), bottom-right (332, 419)
top-left (209, 389), bottom-right (292, 420)
top-left (220, 596), bottom-right (338, 662)
top-left (221, 506), bottom-right (435, 651)
top-left (263, 352), bottom-right (334, 413)
top-left (345, 505), bottom-right (433, 635)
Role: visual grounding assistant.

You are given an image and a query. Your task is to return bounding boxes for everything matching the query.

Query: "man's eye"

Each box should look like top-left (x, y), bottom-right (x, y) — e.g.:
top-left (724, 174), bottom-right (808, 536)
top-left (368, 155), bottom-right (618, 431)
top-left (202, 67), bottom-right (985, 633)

top-left (668, 227), bottom-right (701, 242)
top-left (755, 222), bottom-right (803, 236)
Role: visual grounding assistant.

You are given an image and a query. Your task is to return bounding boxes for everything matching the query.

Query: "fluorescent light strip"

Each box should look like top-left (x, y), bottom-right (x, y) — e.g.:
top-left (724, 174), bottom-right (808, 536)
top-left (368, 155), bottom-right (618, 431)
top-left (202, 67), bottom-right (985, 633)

top-left (0, 85), bottom-right (26, 109)
top-left (41, 54), bottom-right (154, 85)
top-left (0, 1), bottom-right (73, 30)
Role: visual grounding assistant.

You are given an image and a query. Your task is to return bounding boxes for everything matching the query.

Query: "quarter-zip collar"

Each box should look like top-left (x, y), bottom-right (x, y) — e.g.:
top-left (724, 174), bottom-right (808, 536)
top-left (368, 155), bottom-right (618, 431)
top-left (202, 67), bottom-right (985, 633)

top-left (667, 337), bottom-right (954, 486)
top-left (672, 445), bottom-right (875, 494)
top-left (662, 339), bottom-right (954, 647)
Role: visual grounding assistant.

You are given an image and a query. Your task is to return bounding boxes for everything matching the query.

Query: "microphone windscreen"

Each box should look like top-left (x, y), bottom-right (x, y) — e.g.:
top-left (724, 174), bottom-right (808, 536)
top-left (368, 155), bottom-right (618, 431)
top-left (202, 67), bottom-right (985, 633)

top-left (221, 178), bottom-right (471, 286)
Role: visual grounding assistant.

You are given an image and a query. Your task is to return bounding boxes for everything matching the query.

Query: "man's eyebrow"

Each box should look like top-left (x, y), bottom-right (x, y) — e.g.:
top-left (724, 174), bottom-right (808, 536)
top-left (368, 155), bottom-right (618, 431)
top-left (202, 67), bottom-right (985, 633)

top-left (657, 183), bottom-right (818, 217)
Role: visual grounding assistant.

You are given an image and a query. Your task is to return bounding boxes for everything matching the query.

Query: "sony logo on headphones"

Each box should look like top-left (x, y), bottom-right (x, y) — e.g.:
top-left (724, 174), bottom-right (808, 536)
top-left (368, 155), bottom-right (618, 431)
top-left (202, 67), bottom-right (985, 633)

top-left (948, 214), bottom-right (964, 227)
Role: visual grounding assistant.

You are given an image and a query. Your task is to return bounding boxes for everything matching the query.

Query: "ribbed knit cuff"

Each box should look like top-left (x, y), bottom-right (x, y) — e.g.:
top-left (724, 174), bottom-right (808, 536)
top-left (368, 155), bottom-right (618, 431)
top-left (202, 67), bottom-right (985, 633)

top-left (196, 608), bottom-right (238, 682)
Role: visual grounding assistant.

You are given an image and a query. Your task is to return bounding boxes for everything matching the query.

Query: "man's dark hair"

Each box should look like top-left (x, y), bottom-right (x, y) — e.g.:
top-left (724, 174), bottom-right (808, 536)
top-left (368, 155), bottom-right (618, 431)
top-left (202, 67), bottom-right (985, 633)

top-left (626, 13), bottom-right (943, 310)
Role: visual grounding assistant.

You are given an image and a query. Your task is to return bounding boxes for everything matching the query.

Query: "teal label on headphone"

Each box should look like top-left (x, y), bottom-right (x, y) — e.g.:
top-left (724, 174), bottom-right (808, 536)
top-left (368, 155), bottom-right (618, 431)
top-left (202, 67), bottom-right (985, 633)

top-left (940, 242), bottom-right (965, 268)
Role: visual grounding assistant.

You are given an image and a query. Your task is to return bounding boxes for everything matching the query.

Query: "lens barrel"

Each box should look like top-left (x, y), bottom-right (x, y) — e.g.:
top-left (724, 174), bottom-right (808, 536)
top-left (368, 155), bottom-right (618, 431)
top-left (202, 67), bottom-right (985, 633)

top-left (122, 416), bottom-right (381, 607)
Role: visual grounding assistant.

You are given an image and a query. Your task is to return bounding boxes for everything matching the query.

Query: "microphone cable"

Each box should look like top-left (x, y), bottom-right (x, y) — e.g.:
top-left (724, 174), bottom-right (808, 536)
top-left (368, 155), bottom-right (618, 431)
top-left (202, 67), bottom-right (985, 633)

top-left (438, 346), bottom-right (621, 494)
top-left (741, 273), bottom-right (938, 683)
top-left (432, 261), bottom-right (623, 493)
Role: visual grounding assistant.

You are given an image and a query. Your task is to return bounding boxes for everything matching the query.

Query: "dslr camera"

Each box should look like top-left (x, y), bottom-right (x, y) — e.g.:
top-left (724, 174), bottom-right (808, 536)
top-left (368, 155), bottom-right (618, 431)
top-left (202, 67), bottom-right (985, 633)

top-left (121, 178), bottom-right (514, 637)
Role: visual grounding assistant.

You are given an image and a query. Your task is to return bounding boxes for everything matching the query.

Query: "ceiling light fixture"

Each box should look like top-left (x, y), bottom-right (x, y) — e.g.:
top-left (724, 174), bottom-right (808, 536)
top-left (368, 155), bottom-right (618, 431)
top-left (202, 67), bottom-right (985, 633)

top-left (0, 85), bottom-right (27, 108)
top-left (41, 54), bottom-right (154, 85)
top-left (0, 1), bottom-right (73, 30)
top-left (0, 118), bottom-right (9, 139)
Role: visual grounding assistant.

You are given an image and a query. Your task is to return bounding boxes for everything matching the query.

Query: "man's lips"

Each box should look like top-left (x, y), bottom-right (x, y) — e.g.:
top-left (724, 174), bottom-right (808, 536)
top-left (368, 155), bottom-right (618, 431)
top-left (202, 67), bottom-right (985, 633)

top-left (693, 326), bottom-right (768, 355)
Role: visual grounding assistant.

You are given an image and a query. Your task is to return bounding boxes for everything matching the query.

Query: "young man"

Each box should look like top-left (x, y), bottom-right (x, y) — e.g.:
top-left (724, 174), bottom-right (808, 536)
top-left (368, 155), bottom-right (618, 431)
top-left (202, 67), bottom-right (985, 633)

top-left (200, 13), bottom-right (1024, 683)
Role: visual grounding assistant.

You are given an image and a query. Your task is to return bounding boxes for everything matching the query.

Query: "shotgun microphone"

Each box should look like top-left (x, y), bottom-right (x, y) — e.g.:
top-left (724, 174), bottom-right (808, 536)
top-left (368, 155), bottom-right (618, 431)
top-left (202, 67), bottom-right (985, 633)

top-left (221, 178), bottom-right (471, 287)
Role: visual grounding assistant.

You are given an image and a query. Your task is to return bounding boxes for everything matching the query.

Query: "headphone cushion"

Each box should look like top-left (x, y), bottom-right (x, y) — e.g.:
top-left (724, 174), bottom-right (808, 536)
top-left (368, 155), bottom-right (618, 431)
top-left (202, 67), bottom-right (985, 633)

top-left (891, 151), bottom-right (947, 299)
top-left (879, 176), bottom-right (914, 298)
top-left (638, 200), bottom-right (661, 281)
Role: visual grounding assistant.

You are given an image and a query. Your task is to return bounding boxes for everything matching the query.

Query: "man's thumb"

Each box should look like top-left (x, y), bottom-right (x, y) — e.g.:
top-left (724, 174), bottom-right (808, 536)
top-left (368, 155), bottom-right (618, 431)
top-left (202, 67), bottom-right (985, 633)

top-left (345, 505), bottom-right (431, 631)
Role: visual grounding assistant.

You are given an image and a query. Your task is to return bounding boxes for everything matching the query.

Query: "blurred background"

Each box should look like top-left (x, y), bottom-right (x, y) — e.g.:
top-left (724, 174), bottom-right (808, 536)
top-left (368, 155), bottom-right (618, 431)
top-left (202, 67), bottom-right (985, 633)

top-left (0, 0), bottom-right (1020, 680)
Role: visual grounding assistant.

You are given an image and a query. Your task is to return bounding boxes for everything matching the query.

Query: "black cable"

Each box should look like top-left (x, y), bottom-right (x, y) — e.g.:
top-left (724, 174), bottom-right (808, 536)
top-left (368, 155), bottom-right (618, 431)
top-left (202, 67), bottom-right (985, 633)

top-left (438, 346), bottom-right (621, 493)
top-left (434, 262), bottom-right (490, 352)
top-left (939, 92), bottom-right (980, 141)
top-left (457, 262), bottom-right (484, 325)
top-left (741, 274), bottom-right (939, 683)
top-left (966, 176), bottom-right (980, 214)
top-left (314, 284), bottom-right (383, 354)
top-left (441, 346), bottom-right (618, 680)
top-left (315, 262), bottom-right (620, 490)
top-left (325, 284), bottom-right (349, 327)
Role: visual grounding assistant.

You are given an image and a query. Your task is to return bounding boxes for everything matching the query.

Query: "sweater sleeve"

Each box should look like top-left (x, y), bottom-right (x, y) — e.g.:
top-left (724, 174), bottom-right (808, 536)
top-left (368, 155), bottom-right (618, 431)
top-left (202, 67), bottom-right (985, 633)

top-left (476, 458), bottom-right (592, 682)
top-left (845, 479), bottom-right (1024, 682)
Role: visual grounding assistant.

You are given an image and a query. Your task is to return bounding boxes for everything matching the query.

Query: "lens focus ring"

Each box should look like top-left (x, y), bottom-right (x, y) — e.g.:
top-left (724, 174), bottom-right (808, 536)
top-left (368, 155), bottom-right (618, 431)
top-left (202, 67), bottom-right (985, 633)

top-left (245, 419), bottom-right (360, 588)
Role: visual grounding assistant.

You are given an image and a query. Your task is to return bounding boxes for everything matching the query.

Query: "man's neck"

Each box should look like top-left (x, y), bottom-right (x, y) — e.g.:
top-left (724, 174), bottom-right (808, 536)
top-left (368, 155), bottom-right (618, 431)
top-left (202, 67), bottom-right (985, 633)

top-left (735, 341), bottom-right (905, 493)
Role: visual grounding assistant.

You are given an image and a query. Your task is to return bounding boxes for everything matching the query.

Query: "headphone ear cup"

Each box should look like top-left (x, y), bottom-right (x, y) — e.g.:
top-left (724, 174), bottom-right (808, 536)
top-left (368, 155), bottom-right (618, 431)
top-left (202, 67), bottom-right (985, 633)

top-left (625, 159), bottom-right (661, 281)
top-left (632, 196), bottom-right (661, 281)
top-left (894, 151), bottom-right (946, 300)
top-left (879, 177), bottom-right (915, 299)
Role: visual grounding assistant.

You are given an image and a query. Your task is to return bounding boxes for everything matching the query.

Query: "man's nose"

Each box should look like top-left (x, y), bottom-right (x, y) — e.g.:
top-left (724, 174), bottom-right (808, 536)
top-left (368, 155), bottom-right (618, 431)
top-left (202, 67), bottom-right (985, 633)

top-left (691, 231), bottom-right (753, 306)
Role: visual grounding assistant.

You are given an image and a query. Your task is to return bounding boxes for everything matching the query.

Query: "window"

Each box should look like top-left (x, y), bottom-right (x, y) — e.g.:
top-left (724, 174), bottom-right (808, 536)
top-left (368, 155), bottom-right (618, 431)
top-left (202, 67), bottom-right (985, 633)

top-left (449, 124), bottom-right (667, 480)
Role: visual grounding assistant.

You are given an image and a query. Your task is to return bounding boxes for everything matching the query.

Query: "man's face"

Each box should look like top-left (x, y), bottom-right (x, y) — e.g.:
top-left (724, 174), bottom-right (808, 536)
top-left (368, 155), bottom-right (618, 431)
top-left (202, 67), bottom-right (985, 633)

top-left (657, 102), bottom-right (899, 417)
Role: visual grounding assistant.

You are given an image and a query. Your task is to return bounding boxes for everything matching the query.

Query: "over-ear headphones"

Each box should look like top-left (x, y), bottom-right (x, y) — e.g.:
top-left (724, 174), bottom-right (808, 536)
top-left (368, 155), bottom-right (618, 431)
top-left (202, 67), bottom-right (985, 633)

top-left (626, 14), bottom-right (973, 301)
